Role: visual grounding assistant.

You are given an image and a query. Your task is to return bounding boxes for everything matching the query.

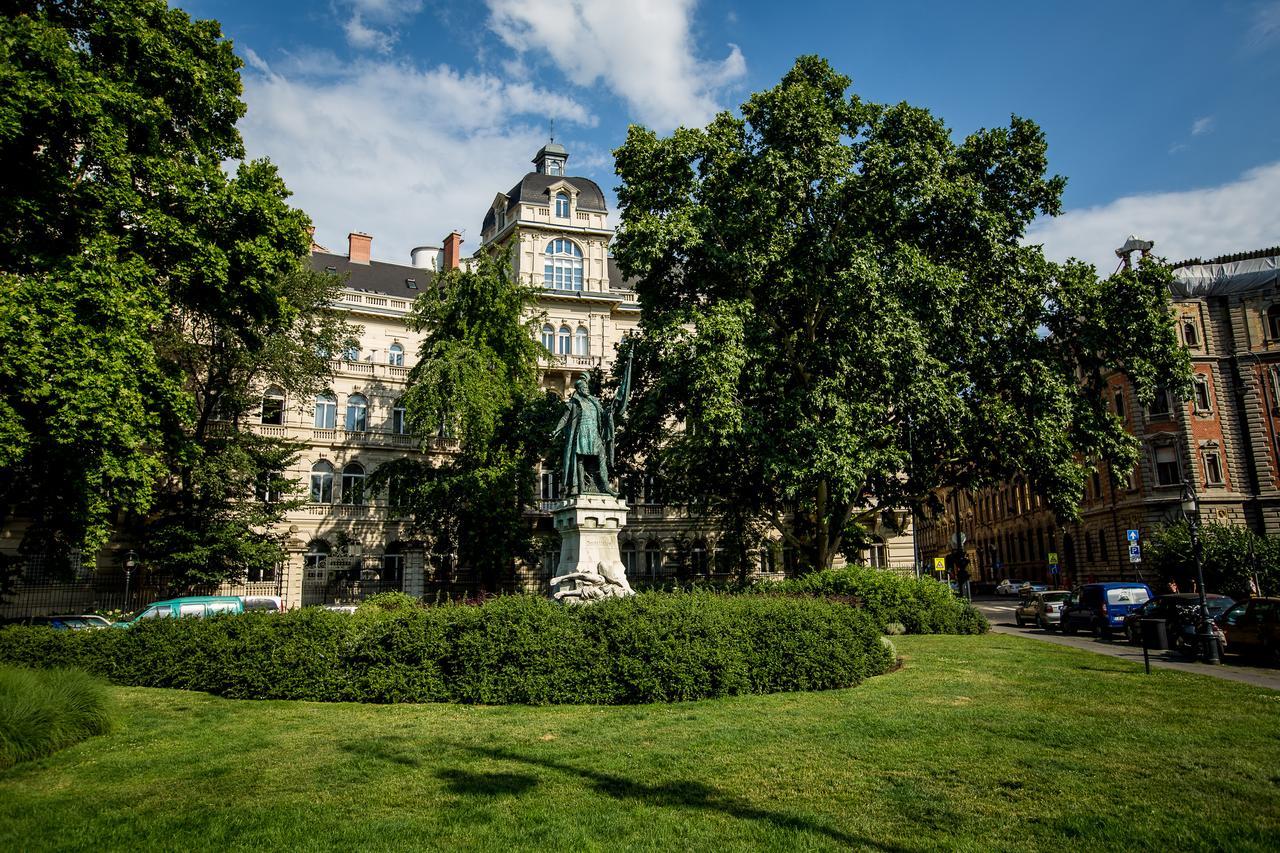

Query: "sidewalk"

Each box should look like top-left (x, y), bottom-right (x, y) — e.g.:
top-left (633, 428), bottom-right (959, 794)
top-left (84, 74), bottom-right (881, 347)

top-left (973, 598), bottom-right (1280, 690)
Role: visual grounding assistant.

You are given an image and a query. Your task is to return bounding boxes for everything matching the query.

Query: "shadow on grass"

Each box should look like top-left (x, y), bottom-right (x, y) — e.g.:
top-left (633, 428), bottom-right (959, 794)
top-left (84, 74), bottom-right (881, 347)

top-left (438, 768), bottom-right (540, 797)
top-left (339, 736), bottom-right (422, 767)
top-left (466, 745), bottom-right (904, 851)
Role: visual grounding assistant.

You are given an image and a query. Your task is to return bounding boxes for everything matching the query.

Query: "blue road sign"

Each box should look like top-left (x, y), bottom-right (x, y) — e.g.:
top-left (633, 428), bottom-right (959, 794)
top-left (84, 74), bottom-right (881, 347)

top-left (1128, 544), bottom-right (1142, 563)
top-left (1126, 529), bottom-right (1139, 542)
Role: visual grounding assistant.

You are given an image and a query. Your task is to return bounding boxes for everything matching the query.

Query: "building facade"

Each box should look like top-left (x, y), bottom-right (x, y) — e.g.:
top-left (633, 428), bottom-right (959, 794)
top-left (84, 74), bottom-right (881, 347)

top-left (0, 142), bottom-right (915, 616)
top-left (916, 247), bottom-right (1280, 589)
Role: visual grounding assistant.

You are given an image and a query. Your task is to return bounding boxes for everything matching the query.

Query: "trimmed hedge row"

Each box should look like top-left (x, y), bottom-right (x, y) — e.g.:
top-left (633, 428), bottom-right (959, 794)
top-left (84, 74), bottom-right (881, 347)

top-left (761, 567), bottom-right (989, 635)
top-left (0, 592), bottom-right (893, 705)
top-left (1, 665), bottom-right (115, 769)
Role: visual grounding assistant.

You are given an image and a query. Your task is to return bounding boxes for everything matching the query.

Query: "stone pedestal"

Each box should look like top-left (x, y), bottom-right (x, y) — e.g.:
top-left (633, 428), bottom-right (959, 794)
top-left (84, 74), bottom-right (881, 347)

top-left (550, 494), bottom-right (631, 597)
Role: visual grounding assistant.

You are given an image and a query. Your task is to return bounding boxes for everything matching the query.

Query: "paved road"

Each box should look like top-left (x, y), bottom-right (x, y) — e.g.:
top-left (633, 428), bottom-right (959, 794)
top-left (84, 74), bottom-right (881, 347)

top-left (972, 597), bottom-right (1280, 690)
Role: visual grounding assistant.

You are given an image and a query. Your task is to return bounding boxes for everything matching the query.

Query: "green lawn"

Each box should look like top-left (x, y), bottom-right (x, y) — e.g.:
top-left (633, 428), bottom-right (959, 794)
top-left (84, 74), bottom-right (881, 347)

top-left (2, 634), bottom-right (1277, 852)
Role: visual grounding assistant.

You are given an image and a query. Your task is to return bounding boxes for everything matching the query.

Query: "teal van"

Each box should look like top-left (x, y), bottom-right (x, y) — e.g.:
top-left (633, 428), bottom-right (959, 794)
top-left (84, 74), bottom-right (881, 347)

top-left (114, 596), bottom-right (243, 628)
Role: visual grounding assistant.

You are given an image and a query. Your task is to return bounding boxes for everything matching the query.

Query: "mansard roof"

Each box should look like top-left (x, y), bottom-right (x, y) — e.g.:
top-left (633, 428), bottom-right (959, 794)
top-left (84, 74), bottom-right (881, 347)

top-left (482, 172), bottom-right (609, 233)
top-left (307, 251), bottom-right (434, 297)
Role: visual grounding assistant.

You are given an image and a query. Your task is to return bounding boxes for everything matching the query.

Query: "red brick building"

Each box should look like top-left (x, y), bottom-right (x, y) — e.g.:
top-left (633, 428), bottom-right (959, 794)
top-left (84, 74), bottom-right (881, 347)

top-left (917, 247), bottom-right (1280, 589)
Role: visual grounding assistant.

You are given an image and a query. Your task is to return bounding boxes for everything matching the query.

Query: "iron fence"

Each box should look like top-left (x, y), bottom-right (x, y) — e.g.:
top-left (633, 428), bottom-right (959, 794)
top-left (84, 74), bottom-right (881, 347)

top-left (0, 570), bottom-right (285, 621)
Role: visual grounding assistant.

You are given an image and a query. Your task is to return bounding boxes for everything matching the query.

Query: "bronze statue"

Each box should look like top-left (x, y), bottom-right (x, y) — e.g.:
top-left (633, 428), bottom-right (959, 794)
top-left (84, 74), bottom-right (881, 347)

top-left (551, 343), bottom-right (632, 497)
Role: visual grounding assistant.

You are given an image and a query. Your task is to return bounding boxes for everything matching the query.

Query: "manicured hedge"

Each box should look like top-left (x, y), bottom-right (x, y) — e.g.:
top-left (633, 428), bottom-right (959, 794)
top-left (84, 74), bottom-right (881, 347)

top-left (0, 592), bottom-right (893, 705)
top-left (761, 566), bottom-right (989, 635)
top-left (1, 665), bottom-right (116, 769)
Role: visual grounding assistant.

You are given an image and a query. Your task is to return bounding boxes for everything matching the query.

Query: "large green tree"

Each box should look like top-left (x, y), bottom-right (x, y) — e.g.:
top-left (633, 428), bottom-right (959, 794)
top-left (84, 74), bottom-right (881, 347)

top-left (612, 56), bottom-right (1190, 572)
top-left (0, 1), bottom-right (320, 577)
top-left (139, 263), bottom-right (356, 587)
top-left (369, 251), bottom-right (559, 591)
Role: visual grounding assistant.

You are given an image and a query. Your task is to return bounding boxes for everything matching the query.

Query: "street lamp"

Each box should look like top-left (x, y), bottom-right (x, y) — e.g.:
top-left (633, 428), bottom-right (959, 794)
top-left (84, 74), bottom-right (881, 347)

top-left (123, 550), bottom-right (137, 611)
top-left (1180, 482), bottom-right (1220, 665)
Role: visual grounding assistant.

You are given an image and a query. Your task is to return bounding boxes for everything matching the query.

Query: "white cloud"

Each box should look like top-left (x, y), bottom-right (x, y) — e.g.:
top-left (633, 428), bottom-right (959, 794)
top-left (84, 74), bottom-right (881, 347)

top-left (1191, 116), bottom-right (1214, 136)
top-left (238, 52), bottom-right (597, 262)
top-left (1025, 162), bottom-right (1280, 273)
top-left (484, 0), bottom-right (747, 131)
top-left (337, 0), bottom-right (423, 52)
top-left (344, 14), bottom-right (396, 53)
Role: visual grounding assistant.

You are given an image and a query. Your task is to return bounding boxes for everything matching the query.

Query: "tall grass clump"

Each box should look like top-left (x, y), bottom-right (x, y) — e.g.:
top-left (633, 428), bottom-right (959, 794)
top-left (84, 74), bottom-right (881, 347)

top-left (763, 566), bottom-right (989, 635)
top-left (0, 665), bottom-right (116, 769)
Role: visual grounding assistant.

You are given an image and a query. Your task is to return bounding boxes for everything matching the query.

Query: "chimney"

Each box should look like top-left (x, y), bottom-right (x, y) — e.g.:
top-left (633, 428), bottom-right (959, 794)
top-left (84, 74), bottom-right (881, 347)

top-left (348, 232), bottom-right (372, 265)
top-left (442, 231), bottom-right (463, 270)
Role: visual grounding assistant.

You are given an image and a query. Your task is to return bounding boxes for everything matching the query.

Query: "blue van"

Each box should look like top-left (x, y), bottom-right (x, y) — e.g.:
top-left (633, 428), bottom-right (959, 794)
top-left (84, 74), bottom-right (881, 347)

top-left (1060, 582), bottom-right (1153, 637)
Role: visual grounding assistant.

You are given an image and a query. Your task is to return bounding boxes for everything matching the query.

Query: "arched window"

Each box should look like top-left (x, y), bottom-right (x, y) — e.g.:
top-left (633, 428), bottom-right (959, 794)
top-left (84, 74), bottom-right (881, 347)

top-left (1268, 305), bottom-right (1280, 340)
top-left (392, 398), bottom-right (407, 435)
top-left (260, 386), bottom-right (285, 425)
top-left (541, 323), bottom-right (555, 351)
top-left (341, 462), bottom-right (366, 505)
top-left (342, 341), bottom-right (361, 362)
top-left (544, 238), bottom-right (584, 291)
top-left (381, 542), bottom-right (406, 587)
top-left (1182, 320), bottom-right (1199, 348)
top-left (310, 461), bottom-right (334, 504)
top-left (555, 191), bottom-right (570, 218)
top-left (388, 343), bottom-right (404, 367)
top-left (574, 325), bottom-right (589, 356)
top-left (621, 541), bottom-right (638, 577)
top-left (345, 393), bottom-right (368, 432)
top-left (314, 393), bottom-right (337, 429)
top-left (557, 325), bottom-right (572, 355)
top-left (304, 539), bottom-right (330, 579)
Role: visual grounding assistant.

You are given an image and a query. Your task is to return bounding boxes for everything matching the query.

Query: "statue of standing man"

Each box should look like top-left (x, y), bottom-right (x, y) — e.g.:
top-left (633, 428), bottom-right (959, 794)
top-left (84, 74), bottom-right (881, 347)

top-left (550, 344), bottom-right (631, 498)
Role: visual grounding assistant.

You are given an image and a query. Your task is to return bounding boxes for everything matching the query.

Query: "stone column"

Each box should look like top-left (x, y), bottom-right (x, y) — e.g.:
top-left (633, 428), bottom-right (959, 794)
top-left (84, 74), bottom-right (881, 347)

top-left (404, 548), bottom-right (426, 599)
top-left (281, 537), bottom-right (305, 610)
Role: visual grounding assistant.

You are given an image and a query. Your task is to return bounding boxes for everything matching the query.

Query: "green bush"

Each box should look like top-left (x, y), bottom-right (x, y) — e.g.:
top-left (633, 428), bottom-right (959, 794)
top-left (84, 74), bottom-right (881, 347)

top-left (0, 593), bottom-right (893, 706)
top-left (356, 591), bottom-right (422, 614)
top-left (761, 567), bottom-right (989, 635)
top-left (0, 665), bottom-right (116, 769)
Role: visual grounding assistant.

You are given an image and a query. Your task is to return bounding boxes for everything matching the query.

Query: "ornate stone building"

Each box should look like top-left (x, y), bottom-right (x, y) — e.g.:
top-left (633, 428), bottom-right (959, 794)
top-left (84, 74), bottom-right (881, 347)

top-left (916, 247), bottom-right (1280, 589)
top-left (0, 142), bottom-right (915, 615)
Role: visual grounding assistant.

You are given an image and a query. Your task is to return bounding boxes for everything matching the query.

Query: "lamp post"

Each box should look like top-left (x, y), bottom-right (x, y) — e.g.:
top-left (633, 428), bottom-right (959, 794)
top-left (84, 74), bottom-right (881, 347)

top-left (123, 550), bottom-right (137, 611)
top-left (1180, 482), bottom-right (1220, 664)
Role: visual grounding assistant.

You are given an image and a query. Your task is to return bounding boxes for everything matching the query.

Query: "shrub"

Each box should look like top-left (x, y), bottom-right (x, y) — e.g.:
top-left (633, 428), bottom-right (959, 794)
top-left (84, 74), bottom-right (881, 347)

top-left (356, 591), bottom-right (423, 614)
top-left (762, 566), bottom-right (989, 635)
top-left (0, 593), bottom-right (893, 706)
top-left (0, 665), bottom-right (116, 769)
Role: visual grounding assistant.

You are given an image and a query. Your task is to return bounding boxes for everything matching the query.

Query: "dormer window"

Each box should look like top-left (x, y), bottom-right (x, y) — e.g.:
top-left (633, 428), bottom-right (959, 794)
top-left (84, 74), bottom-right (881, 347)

top-left (555, 192), bottom-right (570, 218)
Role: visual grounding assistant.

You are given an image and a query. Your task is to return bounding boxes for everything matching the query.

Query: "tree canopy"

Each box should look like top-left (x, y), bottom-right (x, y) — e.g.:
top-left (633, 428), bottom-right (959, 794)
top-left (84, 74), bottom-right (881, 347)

top-left (369, 251), bottom-right (559, 590)
top-left (0, 0), bottom-right (330, 580)
top-left (612, 55), bottom-right (1190, 571)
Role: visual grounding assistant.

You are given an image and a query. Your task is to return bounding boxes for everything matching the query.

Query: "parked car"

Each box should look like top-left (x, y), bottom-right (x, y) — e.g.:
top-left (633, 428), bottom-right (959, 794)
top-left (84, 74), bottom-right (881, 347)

top-left (995, 579), bottom-right (1030, 595)
top-left (1121, 593), bottom-right (1234, 653)
top-left (1014, 590), bottom-right (1071, 629)
top-left (1059, 582), bottom-right (1153, 637)
top-left (241, 595), bottom-right (283, 613)
top-left (114, 595), bottom-right (243, 627)
top-left (1217, 597), bottom-right (1280, 663)
top-left (6, 614), bottom-right (112, 630)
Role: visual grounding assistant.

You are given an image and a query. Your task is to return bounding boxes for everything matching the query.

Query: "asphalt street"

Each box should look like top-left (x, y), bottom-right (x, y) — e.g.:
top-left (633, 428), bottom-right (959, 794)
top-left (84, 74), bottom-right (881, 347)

top-left (972, 597), bottom-right (1280, 691)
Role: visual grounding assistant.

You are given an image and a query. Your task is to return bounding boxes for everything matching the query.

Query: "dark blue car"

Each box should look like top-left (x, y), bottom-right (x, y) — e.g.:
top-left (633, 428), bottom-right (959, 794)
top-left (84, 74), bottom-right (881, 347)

top-left (1060, 582), bottom-right (1154, 637)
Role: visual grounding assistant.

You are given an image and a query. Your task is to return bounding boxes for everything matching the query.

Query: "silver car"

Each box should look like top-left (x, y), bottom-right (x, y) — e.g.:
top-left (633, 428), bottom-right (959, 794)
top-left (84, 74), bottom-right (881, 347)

top-left (1014, 590), bottom-right (1072, 629)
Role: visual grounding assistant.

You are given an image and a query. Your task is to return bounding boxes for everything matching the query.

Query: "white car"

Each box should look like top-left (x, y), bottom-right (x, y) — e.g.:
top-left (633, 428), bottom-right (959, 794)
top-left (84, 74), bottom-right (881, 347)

top-left (995, 579), bottom-right (1029, 596)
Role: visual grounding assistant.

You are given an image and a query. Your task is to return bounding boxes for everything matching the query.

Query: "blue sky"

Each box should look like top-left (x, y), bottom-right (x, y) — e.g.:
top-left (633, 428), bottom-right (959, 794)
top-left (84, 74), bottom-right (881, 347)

top-left (187, 0), bottom-right (1280, 272)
